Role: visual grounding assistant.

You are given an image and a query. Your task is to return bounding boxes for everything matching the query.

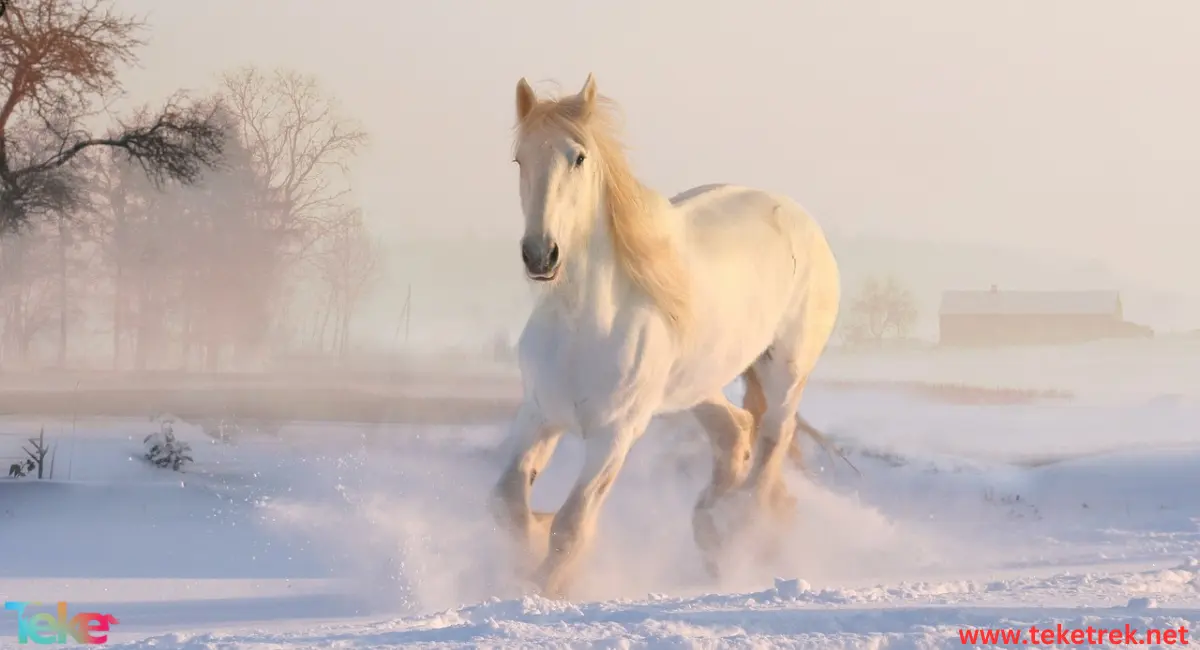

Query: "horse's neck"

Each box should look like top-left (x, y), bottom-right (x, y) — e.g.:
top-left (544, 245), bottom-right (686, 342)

top-left (543, 188), bottom-right (681, 329)
top-left (544, 203), bottom-right (621, 322)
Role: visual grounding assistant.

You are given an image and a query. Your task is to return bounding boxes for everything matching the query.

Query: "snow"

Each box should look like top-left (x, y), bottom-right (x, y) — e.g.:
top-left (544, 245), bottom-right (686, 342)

top-left (1, 345), bottom-right (1198, 648)
top-left (812, 338), bottom-right (1200, 403)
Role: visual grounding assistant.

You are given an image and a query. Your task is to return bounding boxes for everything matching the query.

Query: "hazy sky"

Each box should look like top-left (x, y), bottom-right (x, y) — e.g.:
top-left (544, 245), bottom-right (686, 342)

top-left (108, 0), bottom-right (1199, 334)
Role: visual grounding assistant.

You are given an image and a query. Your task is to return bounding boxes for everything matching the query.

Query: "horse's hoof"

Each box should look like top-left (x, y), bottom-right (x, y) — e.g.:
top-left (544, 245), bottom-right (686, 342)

top-left (703, 489), bottom-right (756, 539)
top-left (531, 574), bottom-right (571, 601)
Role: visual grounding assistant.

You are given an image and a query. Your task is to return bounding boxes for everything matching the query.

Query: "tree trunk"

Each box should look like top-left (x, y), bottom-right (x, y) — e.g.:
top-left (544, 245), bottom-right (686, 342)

top-left (134, 274), bottom-right (149, 371)
top-left (112, 270), bottom-right (123, 370)
top-left (5, 297), bottom-right (19, 364)
top-left (339, 285), bottom-right (363, 359)
top-left (3, 241), bottom-right (27, 365)
top-left (317, 290), bottom-right (336, 353)
top-left (17, 306), bottom-right (32, 362)
top-left (111, 196), bottom-right (128, 371)
top-left (57, 214), bottom-right (70, 368)
top-left (180, 293), bottom-right (193, 371)
top-left (204, 342), bottom-right (219, 372)
top-left (339, 301), bottom-right (352, 359)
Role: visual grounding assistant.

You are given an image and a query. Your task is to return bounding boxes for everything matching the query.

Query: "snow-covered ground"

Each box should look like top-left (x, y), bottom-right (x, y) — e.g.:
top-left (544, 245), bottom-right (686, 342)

top-left (1, 345), bottom-right (1198, 648)
top-left (815, 337), bottom-right (1200, 404)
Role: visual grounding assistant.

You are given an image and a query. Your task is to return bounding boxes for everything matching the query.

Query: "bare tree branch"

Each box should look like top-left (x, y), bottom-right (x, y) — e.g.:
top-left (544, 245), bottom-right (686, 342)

top-left (15, 95), bottom-right (225, 184)
top-left (0, 0), bottom-right (226, 232)
top-left (218, 66), bottom-right (367, 262)
top-left (312, 208), bottom-right (383, 355)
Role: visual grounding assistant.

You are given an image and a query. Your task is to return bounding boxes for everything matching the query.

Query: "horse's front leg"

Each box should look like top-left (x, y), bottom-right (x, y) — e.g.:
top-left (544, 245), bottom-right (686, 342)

top-left (489, 401), bottom-right (564, 580)
top-left (533, 423), bottom-right (639, 599)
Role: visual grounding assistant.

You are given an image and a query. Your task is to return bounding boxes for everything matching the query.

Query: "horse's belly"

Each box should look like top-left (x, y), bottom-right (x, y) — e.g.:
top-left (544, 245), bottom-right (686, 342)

top-left (658, 267), bottom-right (796, 412)
top-left (658, 375), bottom-right (735, 412)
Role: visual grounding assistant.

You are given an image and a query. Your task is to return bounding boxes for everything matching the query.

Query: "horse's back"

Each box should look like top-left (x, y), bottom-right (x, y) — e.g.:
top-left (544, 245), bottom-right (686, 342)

top-left (676, 183), bottom-right (840, 350)
top-left (669, 183), bottom-right (733, 206)
top-left (671, 183), bottom-right (823, 237)
top-left (671, 184), bottom-right (831, 269)
top-left (663, 183), bottom-right (839, 397)
top-left (670, 183), bottom-right (770, 218)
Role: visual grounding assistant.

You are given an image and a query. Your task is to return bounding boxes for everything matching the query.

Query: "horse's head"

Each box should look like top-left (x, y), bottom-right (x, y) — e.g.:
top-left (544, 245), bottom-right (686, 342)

top-left (511, 74), bottom-right (605, 283)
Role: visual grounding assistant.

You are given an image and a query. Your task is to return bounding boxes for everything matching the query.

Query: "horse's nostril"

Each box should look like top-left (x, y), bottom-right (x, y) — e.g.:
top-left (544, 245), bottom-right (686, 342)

top-left (548, 243), bottom-right (559, 265)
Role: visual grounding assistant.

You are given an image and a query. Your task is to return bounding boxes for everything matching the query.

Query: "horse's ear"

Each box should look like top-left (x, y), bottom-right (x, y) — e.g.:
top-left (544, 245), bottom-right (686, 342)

top-left (578, 73), bottom-right (598, 119)
top-left (516, 78), bottom-right (537, 122)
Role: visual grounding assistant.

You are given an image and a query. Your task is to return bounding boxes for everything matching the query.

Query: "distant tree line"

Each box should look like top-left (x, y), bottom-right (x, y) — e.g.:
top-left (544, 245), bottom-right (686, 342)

top-left (0, 0), bottom-right (384, 370)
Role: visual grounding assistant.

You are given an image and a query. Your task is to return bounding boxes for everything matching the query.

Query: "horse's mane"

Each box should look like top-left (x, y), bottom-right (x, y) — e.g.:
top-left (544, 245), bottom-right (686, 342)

top-left (515, 90), bottom-right (691, 337)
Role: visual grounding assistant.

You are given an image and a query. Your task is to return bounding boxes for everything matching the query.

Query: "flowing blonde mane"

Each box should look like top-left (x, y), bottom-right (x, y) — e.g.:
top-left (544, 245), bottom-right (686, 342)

top-left (515, 90), bottom-right (691, 337)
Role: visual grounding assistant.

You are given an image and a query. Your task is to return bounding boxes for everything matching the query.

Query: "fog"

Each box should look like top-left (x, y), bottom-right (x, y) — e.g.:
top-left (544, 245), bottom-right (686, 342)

top-left (3, 0), bottom-right (1199, 369)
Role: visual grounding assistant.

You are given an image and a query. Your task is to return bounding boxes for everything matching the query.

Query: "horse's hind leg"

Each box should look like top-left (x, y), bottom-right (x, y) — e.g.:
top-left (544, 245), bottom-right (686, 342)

top-left (742, 366), bottom-right (767, 440)
top-left (744, 366), bottom-right (804, 467)
top-left (743, 351), bottom-right (810, 536)
top-left (690, 392), bottom-right (755, 579)
top-left (490, 402), bottom-right (565, 579)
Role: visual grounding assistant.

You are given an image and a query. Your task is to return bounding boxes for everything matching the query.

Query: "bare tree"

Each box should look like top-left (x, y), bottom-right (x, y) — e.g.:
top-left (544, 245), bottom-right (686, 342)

top-left (88, 121), bottom-right (279, 372)
top-left (843, 274), bottom-right (918, 344)
top-left (217, 67), bottom-right (369, 356)
top-left (0, 0), bottom-right (225, 232)
top-left (0, 222), bottom-right (56, 363)
top-left (314, 209), bottom-right (383, 356)
top-left (23, 428), bottom-right (51, 479)
top-left (52, 208), bottom-right (81, 366)
top-left (218, 66), bottom-right (367, 262)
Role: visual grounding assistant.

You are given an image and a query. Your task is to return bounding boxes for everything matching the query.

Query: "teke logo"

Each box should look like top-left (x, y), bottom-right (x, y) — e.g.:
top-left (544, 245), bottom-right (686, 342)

top-left (4, 602), bottom-right (119, 645)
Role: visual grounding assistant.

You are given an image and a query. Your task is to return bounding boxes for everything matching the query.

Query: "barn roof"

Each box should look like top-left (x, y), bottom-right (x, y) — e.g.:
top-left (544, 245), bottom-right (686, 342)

top-left (939, 289), bottom-right (1121, 316)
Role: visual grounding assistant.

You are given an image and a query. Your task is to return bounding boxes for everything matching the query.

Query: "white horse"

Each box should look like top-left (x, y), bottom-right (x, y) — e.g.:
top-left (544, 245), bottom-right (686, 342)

top-left (489, 73), bottom-right (841, 599)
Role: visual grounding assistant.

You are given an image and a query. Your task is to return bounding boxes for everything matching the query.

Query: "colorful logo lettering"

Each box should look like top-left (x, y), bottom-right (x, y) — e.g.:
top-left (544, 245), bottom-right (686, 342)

top-left (4, 602), bottom-right (119, 644)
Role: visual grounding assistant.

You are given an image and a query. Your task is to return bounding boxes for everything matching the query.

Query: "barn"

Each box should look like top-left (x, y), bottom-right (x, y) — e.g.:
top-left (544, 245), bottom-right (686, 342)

top-left (938, 287), bottom-right (1152, 346)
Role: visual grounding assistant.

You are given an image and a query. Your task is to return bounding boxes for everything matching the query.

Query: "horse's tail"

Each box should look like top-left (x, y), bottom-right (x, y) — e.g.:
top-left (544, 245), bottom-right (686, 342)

top-left (795, 412), bottom-right (860, 477)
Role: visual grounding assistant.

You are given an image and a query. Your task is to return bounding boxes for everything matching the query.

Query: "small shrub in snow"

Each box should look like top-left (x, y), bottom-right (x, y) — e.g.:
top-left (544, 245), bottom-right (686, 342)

top-left (144, 420), bottom-right (194, 471)
top-left (8, 459), bottom-right (35, 478)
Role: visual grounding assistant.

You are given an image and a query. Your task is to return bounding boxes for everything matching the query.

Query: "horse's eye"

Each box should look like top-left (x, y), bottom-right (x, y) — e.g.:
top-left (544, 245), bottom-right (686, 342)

top-left (574, 153), bottom-right (586, 168)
